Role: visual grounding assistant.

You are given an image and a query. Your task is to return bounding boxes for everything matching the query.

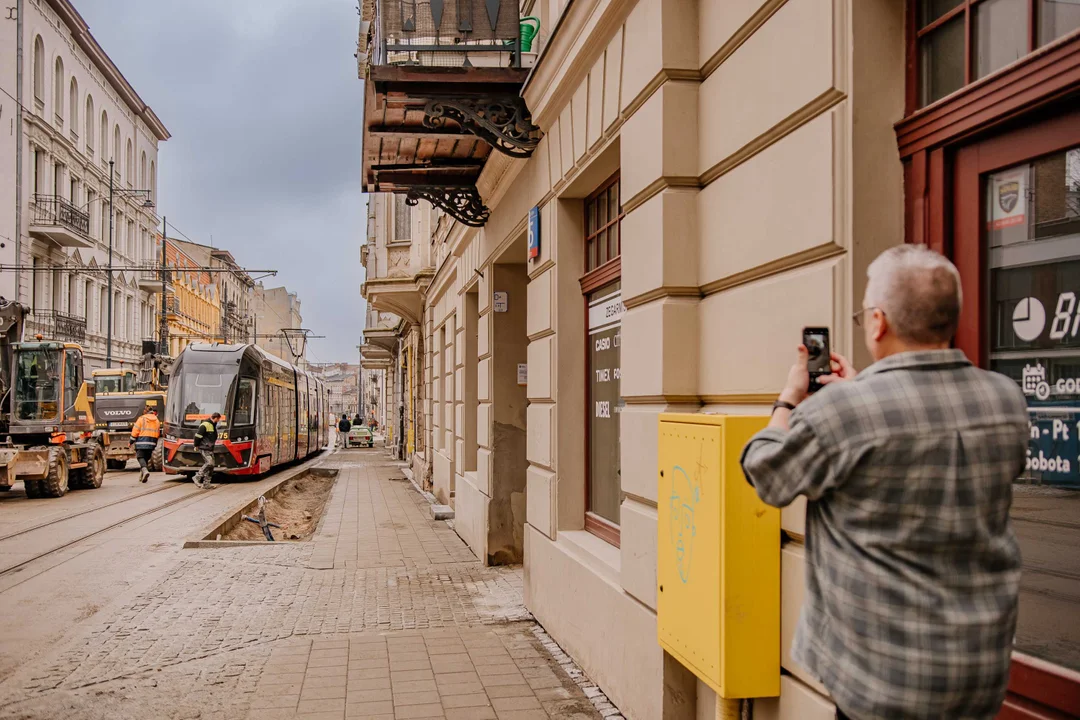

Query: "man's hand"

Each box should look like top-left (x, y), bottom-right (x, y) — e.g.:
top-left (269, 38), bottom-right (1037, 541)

top-left (818, 351), bottom-right (857, 386)
top-left (779, 345), bottom-right (811, 406)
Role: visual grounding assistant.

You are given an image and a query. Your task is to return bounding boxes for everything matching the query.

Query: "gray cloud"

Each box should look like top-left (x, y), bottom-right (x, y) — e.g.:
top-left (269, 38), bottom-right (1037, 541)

top-left (75, 0), bottom-right (368, 363)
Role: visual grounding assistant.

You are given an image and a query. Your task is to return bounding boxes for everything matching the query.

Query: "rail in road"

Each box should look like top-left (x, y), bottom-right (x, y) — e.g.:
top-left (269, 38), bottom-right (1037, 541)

top-left (0, 481), bottom-right (210, 593)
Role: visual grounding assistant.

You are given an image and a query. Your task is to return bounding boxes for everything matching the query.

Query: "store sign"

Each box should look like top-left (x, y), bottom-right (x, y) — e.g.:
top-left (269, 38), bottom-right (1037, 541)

top-left (493, 291), bottom-right (508, 313)
top-left (1026, 409), bottom-right (1080, 486)
top-left (988, 169), bottom-right (1027, 230)
top-left (588, 292), bottom-right (625, 333)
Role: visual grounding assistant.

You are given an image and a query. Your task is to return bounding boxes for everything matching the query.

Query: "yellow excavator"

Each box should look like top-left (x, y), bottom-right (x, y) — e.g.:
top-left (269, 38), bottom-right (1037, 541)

top-left (0, 298), bottom-right (106, 497)
top-left (92, 344), bottom-right (170, 471)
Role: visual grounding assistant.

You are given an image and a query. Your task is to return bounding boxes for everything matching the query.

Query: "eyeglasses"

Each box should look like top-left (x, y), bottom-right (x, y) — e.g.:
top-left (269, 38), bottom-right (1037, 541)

top-left (852, 307), bottom-right (884, 327)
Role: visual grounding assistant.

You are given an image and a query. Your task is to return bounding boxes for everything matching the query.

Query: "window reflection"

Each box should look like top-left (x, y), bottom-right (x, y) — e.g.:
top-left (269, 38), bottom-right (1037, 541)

top-left (974, 0), bottom-right (1029, 79)
top-left (919, 14), bottom-right (966, 106)
top-left (1039, 0), bottom-right (1080, 46)
top-left (987, 144), bottom-right (1080, 671)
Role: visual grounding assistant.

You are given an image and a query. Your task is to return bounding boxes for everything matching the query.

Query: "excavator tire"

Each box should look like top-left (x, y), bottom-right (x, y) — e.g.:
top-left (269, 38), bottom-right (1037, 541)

top-left (150, 439), bottom-right (164, 472)
top-left (71, 445), bottom-right (105, 490)
top-left (106, 459), bottom-right (127, 471)
top-left (23, 480), bottom-right (42, 498)
top-left (40, 447), bottom-right (69, 498)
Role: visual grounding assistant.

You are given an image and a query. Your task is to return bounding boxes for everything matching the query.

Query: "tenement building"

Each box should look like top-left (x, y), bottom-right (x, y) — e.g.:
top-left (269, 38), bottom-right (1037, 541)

top-left (0, 0), bottom-right (169, 372)
top-left (358, 1), bottom-right (1080, 717)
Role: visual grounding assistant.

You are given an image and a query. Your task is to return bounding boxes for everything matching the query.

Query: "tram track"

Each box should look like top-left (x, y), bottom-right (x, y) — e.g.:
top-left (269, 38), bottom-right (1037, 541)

top-left (0, 482), bottom-right (210, 585)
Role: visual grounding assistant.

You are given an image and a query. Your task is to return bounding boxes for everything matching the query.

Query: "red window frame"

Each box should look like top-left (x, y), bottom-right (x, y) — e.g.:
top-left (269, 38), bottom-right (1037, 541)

top-left (581, 171), bottom-right (624, 547)
top-left (906, 0), bottom-right (1077, 114)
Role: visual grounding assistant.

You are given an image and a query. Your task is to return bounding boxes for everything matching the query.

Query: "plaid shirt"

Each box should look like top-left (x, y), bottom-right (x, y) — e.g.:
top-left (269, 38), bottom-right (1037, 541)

top-left (740, 350), bottom-right (1028, 719)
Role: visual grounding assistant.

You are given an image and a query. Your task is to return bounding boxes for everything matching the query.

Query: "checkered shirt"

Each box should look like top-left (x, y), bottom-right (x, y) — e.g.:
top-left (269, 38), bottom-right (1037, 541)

top-left (740, 350), bottom-right (1028, 719)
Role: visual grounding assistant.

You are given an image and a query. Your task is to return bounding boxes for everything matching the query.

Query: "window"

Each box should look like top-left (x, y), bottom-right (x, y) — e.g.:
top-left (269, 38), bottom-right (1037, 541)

top-left (31, 149), bottom-right (41, 194)
top-left (100, 110), bottom-right (109, 161)
top-left (985, 143), bottom-right (1080, 671)
top-left (70, 176), bottom-right (79, 206)
top-left (234, 377), bottom-right (256, 426)
top-left (53, 162), bottom-right (62, 198)
top-left (69, 78), bottom-right (78, 136)
top-left (67, 274), bottom-right (75, 316)
top-left (128, 219), bottom-right (135, 258)
top-left (84, 280), bottom-right (92, 320)
top-left (31, 258), bottom-right (39, 312)
top-left (126, 297), bottom-right (134, 341)
top-left (113, 126), bottom-right (121, 168)
top-left (99, 287), bottom-right (107, 332)
top-left (86, 189), bottom-right (97, 238)
top-left (140, 151), bottom-right (146, 190)
top-left (85, 96), bottom-right (94, 154)
top-left (394, 195), bottom-right (412, 240)
top-left (582, 172), bottom-right (624, 545)
top-left (126, 139), bottom-right (133, 187)
top-left (585, 174), bottom-right (623, 272)
top-left (912, 0), bottom-right (1080, 109)
top-left (149, 161), bottom-right (156, 201)
top-left (64, 349), bottom-right (79, 412)
top-left (32, 36), bottom-right (44, 103)
top-left (53, 57), bottom-right (64, 125)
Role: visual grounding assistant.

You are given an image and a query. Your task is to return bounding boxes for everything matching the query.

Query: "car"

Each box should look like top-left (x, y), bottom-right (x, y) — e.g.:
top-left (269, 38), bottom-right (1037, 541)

top-left (346, 426), bottom-right (374, 448)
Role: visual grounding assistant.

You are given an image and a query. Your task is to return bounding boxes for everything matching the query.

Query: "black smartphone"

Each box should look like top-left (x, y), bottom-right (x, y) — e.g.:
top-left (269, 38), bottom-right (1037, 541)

top-left (803, 327), bottom-right (831, 392)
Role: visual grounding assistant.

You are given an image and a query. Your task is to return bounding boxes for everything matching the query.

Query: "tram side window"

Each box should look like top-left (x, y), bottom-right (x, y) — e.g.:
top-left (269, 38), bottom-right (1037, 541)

top-left (234, 378), bottom-right (255, 426)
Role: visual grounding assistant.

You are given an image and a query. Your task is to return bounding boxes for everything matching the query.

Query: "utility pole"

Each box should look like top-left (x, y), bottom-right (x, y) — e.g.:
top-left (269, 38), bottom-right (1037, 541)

top-left (106, 160), bottom-right (114, 367)
top-left (15, 0), bottom-right (24, 304)
top-left (159, 217), bottom-right (168, 356)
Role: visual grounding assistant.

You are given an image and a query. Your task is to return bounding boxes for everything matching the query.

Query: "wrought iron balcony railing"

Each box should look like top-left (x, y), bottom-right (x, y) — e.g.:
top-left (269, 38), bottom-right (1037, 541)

top-left (31, 194), bottom-right (90, 238)
top-left (375, 0), bottom-right (523, 68)
top-left (32, 310), bottom-right (87, 343)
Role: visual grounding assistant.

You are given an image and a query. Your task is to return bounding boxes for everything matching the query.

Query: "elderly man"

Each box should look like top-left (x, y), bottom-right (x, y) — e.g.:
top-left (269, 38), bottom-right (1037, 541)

top-left (741, 245), bottom-right (1029, 720)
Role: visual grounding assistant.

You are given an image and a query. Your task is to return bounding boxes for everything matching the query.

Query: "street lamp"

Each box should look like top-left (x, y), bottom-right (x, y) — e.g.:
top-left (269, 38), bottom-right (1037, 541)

top-left (106, 159), bottom-right (155, 368)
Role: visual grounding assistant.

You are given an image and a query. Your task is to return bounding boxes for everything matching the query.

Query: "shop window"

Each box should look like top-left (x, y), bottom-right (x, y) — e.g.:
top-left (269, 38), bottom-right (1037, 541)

top-left (912, 0), bottom-right (1080, 109)
top-left (986, 143), bottom-right (1080, 672)
top-left (581, 172), bottom-right (625, 545)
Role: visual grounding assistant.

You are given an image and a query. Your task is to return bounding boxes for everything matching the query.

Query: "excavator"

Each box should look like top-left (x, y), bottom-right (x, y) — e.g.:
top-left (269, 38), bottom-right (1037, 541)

top-left (0, 298), bottom-right (106, 497)
top-left (91, 343), bottom-right (170, 471)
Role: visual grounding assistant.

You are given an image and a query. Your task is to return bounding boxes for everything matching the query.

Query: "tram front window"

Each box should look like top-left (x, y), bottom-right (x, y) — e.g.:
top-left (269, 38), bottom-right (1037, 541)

top-left (169, 365), bottom-right (236, 426)
top-left (14, 349), bottom-right (61, 421)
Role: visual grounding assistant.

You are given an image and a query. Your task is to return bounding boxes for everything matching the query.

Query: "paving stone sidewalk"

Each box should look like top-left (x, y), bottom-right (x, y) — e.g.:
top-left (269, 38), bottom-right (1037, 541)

top-left (0, 452), bottom-right (616, 720)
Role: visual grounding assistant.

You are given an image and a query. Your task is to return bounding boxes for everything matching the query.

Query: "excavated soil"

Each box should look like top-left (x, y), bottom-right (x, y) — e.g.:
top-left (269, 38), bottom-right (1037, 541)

top-left (222, 473), bottom-right (335, 542)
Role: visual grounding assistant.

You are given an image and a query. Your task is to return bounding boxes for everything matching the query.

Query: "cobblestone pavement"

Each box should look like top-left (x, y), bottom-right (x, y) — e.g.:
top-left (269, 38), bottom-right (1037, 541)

top-left (0, 452), bottom-right (614, 719)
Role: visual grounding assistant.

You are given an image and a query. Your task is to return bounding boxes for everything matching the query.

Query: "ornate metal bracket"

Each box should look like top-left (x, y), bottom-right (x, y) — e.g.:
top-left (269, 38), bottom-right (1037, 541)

top-left (423, 96), bottom-right (541, 158)
top-left (405, 186), bottom-right (490, 227)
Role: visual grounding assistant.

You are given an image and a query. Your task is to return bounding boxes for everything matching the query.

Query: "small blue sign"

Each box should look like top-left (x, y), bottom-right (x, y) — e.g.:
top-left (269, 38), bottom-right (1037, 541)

top-left (528, 206), bottom-right (540, 260)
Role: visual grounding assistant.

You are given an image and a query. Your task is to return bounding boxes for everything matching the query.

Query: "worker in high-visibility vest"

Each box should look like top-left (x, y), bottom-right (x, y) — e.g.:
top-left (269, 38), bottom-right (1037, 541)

top-left (130, 404), bottom-right (161, 483)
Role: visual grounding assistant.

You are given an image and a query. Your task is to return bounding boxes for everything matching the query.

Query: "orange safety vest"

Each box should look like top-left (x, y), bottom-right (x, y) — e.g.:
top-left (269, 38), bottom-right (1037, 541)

top-left (131, 414), bottom-right (161, 439)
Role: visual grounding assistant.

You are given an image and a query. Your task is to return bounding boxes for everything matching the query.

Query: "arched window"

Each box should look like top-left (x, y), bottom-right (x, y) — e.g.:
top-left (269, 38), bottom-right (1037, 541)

top-left (149, 161), bottom-right (156, 201)
top-left (125, 139), bottom-right (133, 186)
top-left (69, 78), bottom-right (78, 135)
top-left (100, 110), bottom-right (108, 161)
top-left (53, 57), bottom-right (64, 124)
top-left (140, 151), bottom-right (146, 189)
top-left (113, 125), bottom-right (120, 167)
top-left (32, 36), bottom-right (44, 103)
top-left (85, 95), bottom-right (94, 153)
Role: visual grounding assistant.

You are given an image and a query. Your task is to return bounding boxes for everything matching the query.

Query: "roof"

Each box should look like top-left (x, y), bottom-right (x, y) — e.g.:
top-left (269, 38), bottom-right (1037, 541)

top-left (48, 0), bottom-right (171, 141)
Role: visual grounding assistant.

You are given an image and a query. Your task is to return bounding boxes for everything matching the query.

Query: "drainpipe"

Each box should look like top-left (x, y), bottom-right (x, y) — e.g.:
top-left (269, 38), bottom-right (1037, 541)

top-left (14, 0), bottom-right (24, 303)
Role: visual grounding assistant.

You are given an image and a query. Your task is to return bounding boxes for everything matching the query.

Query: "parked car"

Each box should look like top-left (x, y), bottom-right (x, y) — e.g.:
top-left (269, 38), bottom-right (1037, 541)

top-left (346, 426), bottom-right (374, 448)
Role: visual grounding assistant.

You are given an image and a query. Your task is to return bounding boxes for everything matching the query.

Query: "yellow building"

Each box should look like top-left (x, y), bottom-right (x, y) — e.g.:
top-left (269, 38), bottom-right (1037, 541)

top-left (163, 237), bottom-right (220, 357)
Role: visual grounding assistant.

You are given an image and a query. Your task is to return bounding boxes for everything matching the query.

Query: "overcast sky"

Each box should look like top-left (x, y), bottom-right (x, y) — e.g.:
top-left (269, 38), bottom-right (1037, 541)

top-left (75, 0), bottom-right (367, 364)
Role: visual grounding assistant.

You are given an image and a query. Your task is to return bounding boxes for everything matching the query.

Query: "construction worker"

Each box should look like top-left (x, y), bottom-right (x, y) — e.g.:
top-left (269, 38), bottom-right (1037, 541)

top-left (192, 412), bottom-right (221, 489)
top-left (130, 404), bottom-right (162, 483)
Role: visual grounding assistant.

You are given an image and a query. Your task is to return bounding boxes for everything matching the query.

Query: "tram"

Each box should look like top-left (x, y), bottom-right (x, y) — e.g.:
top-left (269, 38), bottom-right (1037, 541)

top-left (162, 343), bottom-right (329, 477)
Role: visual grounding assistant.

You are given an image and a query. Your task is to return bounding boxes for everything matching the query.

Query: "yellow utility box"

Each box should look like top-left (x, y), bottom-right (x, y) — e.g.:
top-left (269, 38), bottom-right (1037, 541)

top-left (657, 414), bottom-right (780, 699)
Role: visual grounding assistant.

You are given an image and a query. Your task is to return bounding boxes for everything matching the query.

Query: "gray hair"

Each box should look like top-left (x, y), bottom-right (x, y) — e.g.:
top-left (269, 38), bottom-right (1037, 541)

top-left (865, 245), bottom-right (962, 344)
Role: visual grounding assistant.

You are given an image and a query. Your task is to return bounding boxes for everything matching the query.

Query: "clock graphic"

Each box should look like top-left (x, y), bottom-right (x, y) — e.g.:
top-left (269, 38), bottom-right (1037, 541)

top-left (1012, 297), bottom-right (1046, 342)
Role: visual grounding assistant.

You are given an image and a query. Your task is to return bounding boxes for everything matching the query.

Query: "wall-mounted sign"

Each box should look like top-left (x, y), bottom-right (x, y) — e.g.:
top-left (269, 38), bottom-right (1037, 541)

top-left (493, 291), bottom-right (508, 313)
top-left (517, 363), bottom-right (528, 386)
top-left (528, 206), bottom-right (541, 260)
top-left (988, 168), bottom-right (1027, 231)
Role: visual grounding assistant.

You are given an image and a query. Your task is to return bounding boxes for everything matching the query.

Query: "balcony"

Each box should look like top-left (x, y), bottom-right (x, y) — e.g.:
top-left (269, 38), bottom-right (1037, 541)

top-left (360, 0), bottom-right (542, 228)
top-left (29, 195), bottom-right (92, 248)
top-left (135, 264), bottom-right (173, 293)
top-left (31, 311), bottom-right (87, 343)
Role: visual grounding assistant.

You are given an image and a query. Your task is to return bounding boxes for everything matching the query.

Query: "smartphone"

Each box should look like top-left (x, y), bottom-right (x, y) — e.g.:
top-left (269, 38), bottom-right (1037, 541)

top-left (803, 327), bottom-right (831, 392)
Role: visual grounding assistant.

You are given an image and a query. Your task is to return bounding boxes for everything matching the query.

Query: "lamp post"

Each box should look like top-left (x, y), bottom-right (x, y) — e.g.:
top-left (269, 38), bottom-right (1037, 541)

top-left (106, 160), bottom-right (155, 367)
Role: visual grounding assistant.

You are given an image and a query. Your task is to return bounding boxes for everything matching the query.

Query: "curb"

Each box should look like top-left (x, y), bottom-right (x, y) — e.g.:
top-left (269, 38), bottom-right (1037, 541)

top-left (399, 464), bottom-right (455, 522)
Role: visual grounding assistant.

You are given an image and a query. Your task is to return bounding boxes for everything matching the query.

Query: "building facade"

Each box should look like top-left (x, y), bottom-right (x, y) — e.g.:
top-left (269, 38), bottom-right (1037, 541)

top-left (0, 0), bottom-right (169, 373)
top-left (359, 0), bottom-right (1080, 718)
top-left (308, 362), bottom-right (361, 419)
top-left (163, 237), bottom-right (219, 357)
top-left (168, 238), bottom-right (255, 344)
top-left (252, 283), bottom-right (305, 363)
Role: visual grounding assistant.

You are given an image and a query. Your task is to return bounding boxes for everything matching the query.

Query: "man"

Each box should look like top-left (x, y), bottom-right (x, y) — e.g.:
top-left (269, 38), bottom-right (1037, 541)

top-left (740, 245), bottom-right (1028, 720)
top-left (337, 413), bottom-right (351, 448)
top-left (192, 412), bottom-right (221, 489)
top-left (130, 404), bottom-right (161, 483)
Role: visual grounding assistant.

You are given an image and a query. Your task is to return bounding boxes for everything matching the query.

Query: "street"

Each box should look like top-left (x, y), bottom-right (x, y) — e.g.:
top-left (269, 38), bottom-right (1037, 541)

top-left (0, 451), bottom-right (615, 720)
